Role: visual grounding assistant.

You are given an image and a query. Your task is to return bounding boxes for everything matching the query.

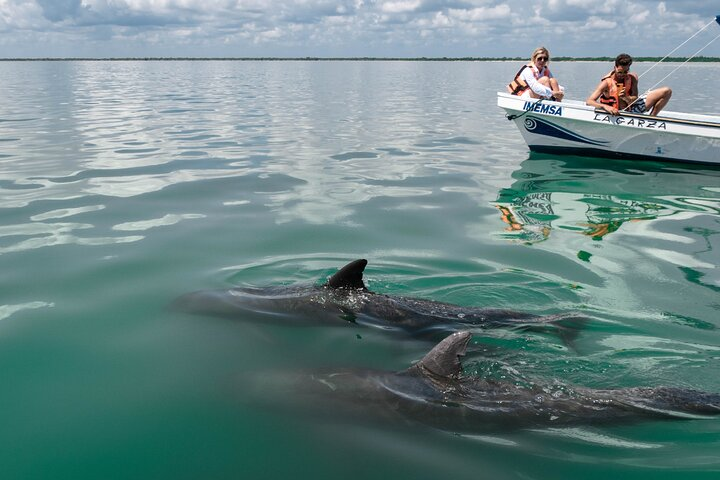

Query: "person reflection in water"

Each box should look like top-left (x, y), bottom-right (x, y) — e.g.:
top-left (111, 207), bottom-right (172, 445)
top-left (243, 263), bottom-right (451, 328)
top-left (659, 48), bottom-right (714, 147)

top-left (495, 194), bottom-right (651, 244)
top-left (496, 203), bottom-right (551, 244)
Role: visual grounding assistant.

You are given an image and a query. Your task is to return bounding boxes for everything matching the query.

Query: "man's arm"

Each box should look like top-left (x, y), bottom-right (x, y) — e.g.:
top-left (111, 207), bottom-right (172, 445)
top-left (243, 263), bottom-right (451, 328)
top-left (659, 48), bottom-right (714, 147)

top-left (586, 81), bottom-right (618, 115)
top-left (629, 73), bottom-right (639, 96)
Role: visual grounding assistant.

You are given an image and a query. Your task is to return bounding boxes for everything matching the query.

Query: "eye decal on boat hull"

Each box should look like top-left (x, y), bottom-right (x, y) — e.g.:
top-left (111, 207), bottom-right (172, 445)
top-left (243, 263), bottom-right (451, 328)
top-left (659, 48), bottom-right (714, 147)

top-left (523, 117), bottom-right (610, 146)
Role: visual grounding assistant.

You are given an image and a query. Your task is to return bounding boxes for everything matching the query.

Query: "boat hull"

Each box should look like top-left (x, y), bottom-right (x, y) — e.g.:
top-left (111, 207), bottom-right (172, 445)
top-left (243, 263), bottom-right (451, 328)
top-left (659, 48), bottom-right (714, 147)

top-left (497, 93), bottom-right (720, 165)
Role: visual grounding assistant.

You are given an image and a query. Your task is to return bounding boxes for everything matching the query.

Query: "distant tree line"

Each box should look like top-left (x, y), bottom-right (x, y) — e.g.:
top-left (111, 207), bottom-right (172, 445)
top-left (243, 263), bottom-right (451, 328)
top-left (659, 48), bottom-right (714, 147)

top-left (2, 56), bottom-right (719, 62)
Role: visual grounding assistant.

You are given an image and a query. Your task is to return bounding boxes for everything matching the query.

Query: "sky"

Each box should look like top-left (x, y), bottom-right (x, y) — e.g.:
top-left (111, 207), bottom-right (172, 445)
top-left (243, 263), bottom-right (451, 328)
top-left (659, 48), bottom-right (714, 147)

top-left (0, 0), bottom-right (718, 58)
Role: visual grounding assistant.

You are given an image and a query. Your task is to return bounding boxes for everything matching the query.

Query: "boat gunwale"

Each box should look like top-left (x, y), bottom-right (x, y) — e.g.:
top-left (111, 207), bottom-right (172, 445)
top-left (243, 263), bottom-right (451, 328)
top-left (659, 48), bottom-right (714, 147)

top-left (497, 92), bottom-right (720, 130)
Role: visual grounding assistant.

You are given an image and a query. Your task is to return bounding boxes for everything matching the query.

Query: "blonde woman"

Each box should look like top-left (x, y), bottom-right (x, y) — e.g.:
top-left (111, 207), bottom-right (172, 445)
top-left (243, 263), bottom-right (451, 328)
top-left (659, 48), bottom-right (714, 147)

top-left (508, 47), bottom-right (564, 101)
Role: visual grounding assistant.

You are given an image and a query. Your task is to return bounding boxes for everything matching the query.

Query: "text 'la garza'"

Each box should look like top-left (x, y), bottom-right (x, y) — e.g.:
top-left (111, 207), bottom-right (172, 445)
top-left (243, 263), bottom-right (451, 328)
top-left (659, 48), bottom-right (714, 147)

top-left (523, 101), bottom-right (563, 116)
top-left (593, 113), bottom-right (667, 129)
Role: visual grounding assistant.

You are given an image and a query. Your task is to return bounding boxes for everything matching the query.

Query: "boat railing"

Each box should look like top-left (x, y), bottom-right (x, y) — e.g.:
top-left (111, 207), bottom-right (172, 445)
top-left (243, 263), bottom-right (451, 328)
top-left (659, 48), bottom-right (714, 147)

top-left (498, 92), bottom-right (720, 127)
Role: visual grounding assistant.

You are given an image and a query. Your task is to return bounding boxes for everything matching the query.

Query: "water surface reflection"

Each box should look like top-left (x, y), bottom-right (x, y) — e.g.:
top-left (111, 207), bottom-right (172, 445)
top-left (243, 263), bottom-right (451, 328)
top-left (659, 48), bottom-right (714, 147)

top-left (493, 154), bottom-right (720, 331)
top-left (495, 154), bottom-right (720, 245)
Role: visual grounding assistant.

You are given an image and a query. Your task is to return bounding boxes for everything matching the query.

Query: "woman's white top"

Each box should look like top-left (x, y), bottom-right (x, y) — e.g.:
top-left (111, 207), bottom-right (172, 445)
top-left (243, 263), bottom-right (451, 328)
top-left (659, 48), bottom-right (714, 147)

top-left (519, 65), bottom-right (554, 99)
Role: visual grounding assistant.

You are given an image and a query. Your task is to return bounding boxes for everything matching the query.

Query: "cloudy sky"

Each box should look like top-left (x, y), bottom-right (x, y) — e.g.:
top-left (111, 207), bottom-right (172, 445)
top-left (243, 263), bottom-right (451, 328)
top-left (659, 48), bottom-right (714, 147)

top-left (0, 0), bottom-right (718, 58)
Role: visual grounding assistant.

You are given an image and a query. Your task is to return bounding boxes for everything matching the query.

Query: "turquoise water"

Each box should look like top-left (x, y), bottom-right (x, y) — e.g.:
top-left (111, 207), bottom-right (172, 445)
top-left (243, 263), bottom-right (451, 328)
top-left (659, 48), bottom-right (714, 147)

top-left (1, 60), bottom-right (719, 479)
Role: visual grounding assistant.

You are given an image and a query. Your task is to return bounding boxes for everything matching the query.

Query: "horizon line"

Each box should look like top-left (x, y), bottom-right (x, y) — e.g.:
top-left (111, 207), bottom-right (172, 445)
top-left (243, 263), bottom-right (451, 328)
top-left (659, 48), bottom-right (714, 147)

top-left (1, 56), bottom-right (720, 62)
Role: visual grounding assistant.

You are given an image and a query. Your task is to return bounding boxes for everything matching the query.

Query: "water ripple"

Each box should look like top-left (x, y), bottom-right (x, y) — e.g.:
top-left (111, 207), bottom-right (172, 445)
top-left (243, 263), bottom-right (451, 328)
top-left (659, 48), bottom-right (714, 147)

top-left (1, 60), bottom-right (720, 480)
top-left (0, 301), bottom-right (54, 322)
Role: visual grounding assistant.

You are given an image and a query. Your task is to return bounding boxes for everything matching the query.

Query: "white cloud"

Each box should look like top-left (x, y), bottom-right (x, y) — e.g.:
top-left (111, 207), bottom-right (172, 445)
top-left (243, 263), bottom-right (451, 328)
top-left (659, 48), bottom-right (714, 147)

top-left (448, 5), bottom-right (511, 22)
top-left (629, 9), bottom-right (649, 24)
top-left (0, 0), bottom-right (717, 57)
top-left (0, 0), bottom-right (47, 29)
top-left (584, 15), bottom-right (615, 29)
top-left (256, 26), bottom-right (283, 41)
top-left (381, 1), bottom-right (421, 14)
top-left (430, 10), bottom-right (450, 27)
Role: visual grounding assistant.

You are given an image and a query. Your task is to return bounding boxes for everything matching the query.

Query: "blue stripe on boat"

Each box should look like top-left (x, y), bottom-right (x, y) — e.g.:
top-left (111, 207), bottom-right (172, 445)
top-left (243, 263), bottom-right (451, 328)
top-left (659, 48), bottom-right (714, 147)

top-left (523, 117), bottom-right (610, 146)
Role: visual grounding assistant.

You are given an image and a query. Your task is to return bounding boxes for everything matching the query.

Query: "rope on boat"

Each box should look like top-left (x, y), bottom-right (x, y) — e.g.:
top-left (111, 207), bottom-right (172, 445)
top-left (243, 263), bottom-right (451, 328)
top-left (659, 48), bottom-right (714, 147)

top-left (643, 32), bottom-right (720, 92)
top-left (622, 15), bottom-right (720, 113)
top-left (506, 99), bottom-right (543, 121)
top-left (637, 17), bottom-right (719, 80)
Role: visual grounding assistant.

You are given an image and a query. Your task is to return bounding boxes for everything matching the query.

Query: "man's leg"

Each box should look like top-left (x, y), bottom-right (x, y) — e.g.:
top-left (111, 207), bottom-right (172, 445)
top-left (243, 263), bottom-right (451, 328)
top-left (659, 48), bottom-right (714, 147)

top-left (645, 87), bottom-right (672, 116)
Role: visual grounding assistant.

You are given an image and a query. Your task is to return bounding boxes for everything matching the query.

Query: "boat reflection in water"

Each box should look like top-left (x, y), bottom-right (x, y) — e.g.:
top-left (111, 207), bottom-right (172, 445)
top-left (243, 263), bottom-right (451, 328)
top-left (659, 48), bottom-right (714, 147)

top-left (497, 92), bottom-right (720, 165)
top-left (495, 185), bottom-right (657, 244)
top-left (493, 153), bottom-right (720, 292)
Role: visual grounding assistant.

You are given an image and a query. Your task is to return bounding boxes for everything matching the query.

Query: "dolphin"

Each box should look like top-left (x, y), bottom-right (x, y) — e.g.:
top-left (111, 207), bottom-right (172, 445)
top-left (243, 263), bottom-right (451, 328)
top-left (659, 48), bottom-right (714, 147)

top-left (173, 259), bottom-right (586, 341)
top-left (247, 331), bottom-right (720, 433)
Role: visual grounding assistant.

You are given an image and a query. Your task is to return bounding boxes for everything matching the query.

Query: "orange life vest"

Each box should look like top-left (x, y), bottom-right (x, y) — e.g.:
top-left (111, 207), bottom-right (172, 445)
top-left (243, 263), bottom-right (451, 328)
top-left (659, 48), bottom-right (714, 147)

top-left (598, 72), bottom-right (635, 108)
top-left (507, 64), bottom-right (551, 96)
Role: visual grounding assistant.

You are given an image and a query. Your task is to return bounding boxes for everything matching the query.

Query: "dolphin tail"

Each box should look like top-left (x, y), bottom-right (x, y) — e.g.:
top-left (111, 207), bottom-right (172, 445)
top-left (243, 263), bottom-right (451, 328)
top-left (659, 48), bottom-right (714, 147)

top-left (606, 386), bottom-right (720, 417)
top-left (325, 259), bottom-right (368, 290)
top-left (515, 313), bottom-right (589, 352)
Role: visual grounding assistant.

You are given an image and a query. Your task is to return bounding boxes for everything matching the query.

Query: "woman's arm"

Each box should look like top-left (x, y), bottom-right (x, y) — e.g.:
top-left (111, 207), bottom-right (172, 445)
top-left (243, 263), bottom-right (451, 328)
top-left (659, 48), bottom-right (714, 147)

top-left (520, 67), bottom-right (554, 99)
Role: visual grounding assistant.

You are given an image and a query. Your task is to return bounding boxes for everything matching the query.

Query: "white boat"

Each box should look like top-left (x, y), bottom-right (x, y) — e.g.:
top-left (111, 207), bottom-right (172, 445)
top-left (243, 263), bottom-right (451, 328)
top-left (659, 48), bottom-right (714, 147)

top-left (497, 92), bottom-right (720, 165)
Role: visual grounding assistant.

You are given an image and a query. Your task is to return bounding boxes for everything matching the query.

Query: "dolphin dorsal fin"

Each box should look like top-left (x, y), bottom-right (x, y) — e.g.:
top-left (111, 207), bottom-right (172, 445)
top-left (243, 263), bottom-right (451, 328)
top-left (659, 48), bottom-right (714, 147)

top-left (325, 259), bottom-right (368, 290)
top-left (413, 331), bottom-right (472, 378)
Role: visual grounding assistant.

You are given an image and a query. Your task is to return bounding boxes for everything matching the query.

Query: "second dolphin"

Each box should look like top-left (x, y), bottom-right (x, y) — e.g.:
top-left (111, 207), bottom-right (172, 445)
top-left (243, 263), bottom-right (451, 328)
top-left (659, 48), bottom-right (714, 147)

top-left (173, 259), bottom-right (585, 341)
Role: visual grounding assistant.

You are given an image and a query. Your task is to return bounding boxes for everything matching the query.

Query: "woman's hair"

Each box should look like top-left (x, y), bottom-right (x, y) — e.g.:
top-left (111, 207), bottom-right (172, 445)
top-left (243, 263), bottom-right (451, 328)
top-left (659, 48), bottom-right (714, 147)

top-left (531, 47), bottom-right (550, 62)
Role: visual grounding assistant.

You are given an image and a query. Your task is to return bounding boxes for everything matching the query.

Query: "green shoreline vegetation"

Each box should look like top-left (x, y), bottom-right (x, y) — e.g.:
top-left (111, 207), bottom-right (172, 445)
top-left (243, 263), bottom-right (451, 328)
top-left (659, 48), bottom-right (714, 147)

top-left (1, 56), bottom-right (719, 62)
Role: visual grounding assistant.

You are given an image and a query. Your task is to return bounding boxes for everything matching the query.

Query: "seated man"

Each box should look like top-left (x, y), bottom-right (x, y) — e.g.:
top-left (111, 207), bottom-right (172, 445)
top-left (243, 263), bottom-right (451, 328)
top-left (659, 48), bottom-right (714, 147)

top-left (586, 53), bottom-right (672, 116)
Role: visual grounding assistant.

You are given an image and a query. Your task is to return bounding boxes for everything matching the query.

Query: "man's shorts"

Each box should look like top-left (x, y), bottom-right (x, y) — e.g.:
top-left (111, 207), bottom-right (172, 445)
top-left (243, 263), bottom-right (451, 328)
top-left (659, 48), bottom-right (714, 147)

top-left (627, 94), bottom-right (648, 114)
